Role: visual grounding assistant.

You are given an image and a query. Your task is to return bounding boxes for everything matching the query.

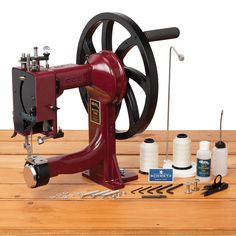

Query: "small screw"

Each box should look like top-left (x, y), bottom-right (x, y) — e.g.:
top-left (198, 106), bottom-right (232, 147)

top-left (81, 190), bottom-right (99, 199)
top-left (37, 136), bottom-right (44, 145)
top-left (92, 190), bottom-right (110, 198)
top-left (43, 46), bottom-right (50, 53)
top-left (102, 190), bottom-right (120, 199)
top-left (120, 168), bottom-right (126, 176)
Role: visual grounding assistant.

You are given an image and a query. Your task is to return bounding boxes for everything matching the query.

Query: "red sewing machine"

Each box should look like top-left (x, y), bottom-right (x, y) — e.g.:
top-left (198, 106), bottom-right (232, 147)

top-left (12, 12), bottom-right (179, 189)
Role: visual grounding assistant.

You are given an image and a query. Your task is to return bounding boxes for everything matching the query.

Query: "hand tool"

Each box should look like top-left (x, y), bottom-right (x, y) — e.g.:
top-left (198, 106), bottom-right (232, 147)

top-left (11, 12), bottom-right (180, 190)
top-left (202, 175), bottom-right (228, 197)
top-left (156, 184), bottom-right (173, 194)
top-left (142, 195), bottom-right (167, 199)
top-left (138, 186), bottom-right (152, 194)
top-left (166, 183), bottom-right (183, 194)
top-left (131, 187), bottom-right (144, 194)
top-left (147, 185), bottom-right (163, 194)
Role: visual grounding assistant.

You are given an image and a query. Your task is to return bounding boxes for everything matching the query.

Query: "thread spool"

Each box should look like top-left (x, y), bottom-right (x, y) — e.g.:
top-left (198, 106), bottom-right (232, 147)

top-left (184, 182), bottom-right (192, 194)
top-left (173, 133), bottom-right (192, 170)
top-left (139, 138), bottom-right (158, 174)
top-left (163, 133), bottom-right (195, 177)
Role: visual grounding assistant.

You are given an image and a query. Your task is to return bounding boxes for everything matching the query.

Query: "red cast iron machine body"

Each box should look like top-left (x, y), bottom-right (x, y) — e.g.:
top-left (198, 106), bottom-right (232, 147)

top-left (12, 13), bottom-right (179, 189)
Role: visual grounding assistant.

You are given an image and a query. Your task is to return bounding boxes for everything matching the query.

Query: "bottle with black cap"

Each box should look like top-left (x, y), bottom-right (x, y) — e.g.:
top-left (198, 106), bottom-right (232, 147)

top-left (212, 110), bottom-right (228, 176)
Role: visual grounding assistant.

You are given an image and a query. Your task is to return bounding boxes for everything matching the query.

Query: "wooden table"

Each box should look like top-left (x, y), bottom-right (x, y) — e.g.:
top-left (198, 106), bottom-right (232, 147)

top-left (0, 130), bottom-right (235, 235)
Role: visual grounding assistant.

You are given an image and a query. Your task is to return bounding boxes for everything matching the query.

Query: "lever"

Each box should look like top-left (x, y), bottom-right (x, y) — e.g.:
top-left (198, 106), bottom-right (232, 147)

top-left (145, 27), bottom-right (180, 42)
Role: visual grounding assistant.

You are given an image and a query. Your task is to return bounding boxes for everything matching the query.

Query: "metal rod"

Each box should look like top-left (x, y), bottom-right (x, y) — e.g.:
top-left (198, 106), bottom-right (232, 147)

top-left (26, 53), bottom-right (31, 71)
top-left (165, 47), bottom-right (172, 161)
top-left (165, 47), bottom-right (184, 161)
top-left (220, 110), bottom-right (224, 142)
top-left (33, 46), bottom-right (38, 57)
top-left (142, 195), bottom-right (167, 199)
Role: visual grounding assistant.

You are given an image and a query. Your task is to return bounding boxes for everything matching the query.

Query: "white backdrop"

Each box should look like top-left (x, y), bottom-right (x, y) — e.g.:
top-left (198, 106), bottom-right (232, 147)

top-left (1, 0), bottom-right (236, 130)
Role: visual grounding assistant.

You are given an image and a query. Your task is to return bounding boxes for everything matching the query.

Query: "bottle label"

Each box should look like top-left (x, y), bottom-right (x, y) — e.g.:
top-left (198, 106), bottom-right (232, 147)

top-left (197, 158), bottom-right (211, 177)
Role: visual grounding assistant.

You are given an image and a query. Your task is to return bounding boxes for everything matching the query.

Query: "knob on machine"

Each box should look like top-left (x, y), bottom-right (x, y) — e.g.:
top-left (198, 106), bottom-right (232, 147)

top-left (12, 12), bottom-right (180, 189)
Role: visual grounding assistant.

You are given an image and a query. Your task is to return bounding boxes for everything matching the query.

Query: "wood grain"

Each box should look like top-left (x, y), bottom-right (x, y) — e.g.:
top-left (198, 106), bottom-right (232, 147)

top-left (0, 130), bottom-right (235, 235)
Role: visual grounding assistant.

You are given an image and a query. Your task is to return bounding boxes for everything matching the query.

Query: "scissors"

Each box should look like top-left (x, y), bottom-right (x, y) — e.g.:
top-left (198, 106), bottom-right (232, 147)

top-left (202, 175), bottom-right (228, 197)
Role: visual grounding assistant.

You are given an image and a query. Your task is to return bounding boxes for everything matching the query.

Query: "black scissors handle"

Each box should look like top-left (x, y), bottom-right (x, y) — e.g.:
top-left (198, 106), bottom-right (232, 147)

top-left (214, 174), bottom-right (222, 185)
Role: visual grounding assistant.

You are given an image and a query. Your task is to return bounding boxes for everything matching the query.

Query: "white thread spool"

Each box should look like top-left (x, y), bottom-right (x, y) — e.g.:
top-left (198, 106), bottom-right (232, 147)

top-left (173, 134), bottom-right (192, 169)
top-left (139, 138), bottom-right (158, 174)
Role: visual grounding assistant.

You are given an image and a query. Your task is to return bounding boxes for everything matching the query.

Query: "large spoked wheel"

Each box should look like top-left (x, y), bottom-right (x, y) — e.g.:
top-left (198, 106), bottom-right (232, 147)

top-left (76, 12), bottom-right (158, 140)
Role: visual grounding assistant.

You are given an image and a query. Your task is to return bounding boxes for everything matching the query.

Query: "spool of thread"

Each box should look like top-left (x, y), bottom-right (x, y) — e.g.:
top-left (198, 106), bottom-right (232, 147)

top-left (139, 138), bottom-right (158, 174)
top-left (172, 133), bottom-right (192, 170)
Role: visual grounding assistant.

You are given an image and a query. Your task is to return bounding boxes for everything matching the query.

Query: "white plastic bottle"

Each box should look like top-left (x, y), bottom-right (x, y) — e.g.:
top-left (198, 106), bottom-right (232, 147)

top-left (212, 141), bottom-right (228, 176)
top-left (212, 110), bottom-right (228, 176)
top-left (196, 141), bottom-right (211, 182)
top-left (140, 138), bottom-right (158, 174)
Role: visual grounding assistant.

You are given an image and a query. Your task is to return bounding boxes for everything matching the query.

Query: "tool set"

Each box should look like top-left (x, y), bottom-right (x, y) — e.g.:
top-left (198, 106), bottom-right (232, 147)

top-left (49, 189), bottom-right (124, 200)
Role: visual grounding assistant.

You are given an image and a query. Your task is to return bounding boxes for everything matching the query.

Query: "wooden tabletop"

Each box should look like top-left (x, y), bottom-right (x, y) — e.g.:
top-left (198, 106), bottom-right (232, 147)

top-left (0, 130), bottom-right (236, 235)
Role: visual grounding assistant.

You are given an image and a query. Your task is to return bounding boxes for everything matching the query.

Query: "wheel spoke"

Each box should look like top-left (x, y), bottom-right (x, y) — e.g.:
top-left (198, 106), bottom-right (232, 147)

top-left (83, 39), bottom-right (96, 55)
top-left (125, 66), bottom-right (148, 93)
top-left (102, 20), bottom-right (114, 50)
top-left (124, 82), bottom-right (140, 126)
top-left (115, 37), bottom-right (136, 60)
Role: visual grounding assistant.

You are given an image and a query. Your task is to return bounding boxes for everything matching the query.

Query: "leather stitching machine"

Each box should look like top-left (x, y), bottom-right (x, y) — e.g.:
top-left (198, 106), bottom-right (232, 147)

top-left (12, 12), bottom-right (179, 189)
